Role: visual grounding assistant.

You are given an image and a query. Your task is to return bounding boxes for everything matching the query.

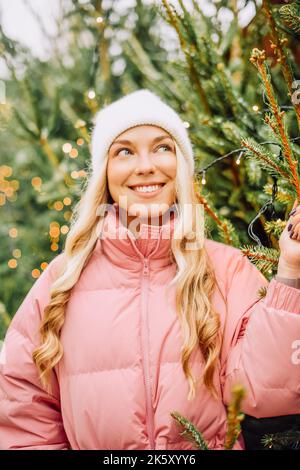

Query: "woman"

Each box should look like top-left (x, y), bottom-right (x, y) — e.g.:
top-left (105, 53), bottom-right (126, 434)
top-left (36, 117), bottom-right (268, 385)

top-left (0, 89), bottom-right (299, 450)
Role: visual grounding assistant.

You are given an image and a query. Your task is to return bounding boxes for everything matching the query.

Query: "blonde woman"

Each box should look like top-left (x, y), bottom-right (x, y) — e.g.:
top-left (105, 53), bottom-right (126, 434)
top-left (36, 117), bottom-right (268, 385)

top-left (0, 89), bottom-right (299, 450)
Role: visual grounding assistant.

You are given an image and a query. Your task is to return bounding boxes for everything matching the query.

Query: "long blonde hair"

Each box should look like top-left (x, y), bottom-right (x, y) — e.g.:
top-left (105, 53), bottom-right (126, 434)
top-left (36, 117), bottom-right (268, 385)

top-left (32, 143), bottom-right (221, 401)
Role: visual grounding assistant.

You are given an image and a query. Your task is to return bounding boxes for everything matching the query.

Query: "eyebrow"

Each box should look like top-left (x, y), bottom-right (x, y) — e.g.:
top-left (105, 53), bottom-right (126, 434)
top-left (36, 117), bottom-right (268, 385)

top-left (110, 135), bottom-right (173, 148)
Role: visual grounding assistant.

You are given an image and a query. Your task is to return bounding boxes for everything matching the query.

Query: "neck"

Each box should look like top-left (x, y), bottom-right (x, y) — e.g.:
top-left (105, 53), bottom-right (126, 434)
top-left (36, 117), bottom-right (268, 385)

top-left (115, 203), bottom-right (178, 236)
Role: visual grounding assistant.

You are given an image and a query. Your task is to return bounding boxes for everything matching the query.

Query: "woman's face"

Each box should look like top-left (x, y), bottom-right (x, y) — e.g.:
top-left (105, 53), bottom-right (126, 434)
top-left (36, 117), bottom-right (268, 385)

top-left (107, 125), bottom-right (177, 227)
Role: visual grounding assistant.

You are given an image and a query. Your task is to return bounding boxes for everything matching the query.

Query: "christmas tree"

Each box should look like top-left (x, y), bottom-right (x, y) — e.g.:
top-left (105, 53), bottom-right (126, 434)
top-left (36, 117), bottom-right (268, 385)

top-left (0, 0), bottom-right (168, 338)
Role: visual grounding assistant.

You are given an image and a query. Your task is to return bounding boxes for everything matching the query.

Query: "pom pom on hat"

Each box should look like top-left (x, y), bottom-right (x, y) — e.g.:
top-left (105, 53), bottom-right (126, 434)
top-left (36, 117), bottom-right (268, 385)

top-left (90, 89), bottom-right (195, 175)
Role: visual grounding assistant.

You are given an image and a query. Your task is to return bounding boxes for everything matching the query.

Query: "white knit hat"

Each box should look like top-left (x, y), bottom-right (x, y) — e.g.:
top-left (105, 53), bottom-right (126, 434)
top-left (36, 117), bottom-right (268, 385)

top-left (90, 89), bottom-right (195, 175)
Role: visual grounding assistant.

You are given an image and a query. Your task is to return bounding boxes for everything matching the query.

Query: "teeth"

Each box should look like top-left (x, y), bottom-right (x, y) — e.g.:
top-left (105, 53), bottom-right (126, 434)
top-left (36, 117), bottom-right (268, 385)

top-left (132, 184), bottom-right (163, 193)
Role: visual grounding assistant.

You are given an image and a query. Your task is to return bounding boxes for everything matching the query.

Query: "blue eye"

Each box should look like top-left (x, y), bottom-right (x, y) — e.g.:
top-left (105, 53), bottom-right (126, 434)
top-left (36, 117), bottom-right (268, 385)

top-left (157, 144), bottom-right (172, 152)
top-left (116, 148), bottom-right (132, 157)
top-left (115, 144), bottom-right (173, 156)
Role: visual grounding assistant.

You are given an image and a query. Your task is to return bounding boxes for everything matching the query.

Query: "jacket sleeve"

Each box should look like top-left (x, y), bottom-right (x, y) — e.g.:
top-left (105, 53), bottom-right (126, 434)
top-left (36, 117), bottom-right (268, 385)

top-left (220, 251), bottom-right (300, 418)
top-left (0, 254), bottom-right (70, 449)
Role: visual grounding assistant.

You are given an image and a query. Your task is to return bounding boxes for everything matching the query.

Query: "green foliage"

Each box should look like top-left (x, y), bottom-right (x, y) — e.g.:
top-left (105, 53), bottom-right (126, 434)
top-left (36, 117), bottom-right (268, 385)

top-left (262, 430), bottom-right (300, 450)
top-left (280, 1), bottom-right (300, 35)
top-left (170, 411), bottom-right (210, 450)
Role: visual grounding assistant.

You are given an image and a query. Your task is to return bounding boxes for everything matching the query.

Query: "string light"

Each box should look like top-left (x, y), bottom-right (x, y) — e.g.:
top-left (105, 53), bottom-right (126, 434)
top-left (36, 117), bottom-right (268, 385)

top-left (201, 171), bottom-right (206, 185)
top-left (32, 269), bottom-right (40, 278)
top-left (9, 228), bottom-right (18, 238)
top-left (62, 143), bottom-right (72, 153)
top-left (12, 249), bottom-right (21, 258)
top-left (49, 225), bottom-right (60, 238)
top-left (61, 225), bottom-right (69, 235)
top-left (77, 138), bottom-right (84, 146)
top-left (75, 119), bottom-right (86, 129)
top-left (0, 166), bottom-right (12, 177)
top-left (69, 148), bottom-right (78, 158)
top-left (252, 105), bottom-right (259, 112)
top-left (54, 201), bottom-right (64, 211)
top-left (63, 197), bottom-right (72, 206)
top-left (31, 176), bottom-right (42, 189)
top-left (236, 151), bottom-right (243, 165)
top-left (8, 259), bottom-right (17, 269)
top-left (78, 169), bottom-right (87, 177)
top-left (87, 89), bottom-right (96, 99)
top-left (71, 171), bottom-right (79, 179)
top-left (183, 121), bottom-right (190, 128)
top-left (96, 16), bottom-right (103, 23)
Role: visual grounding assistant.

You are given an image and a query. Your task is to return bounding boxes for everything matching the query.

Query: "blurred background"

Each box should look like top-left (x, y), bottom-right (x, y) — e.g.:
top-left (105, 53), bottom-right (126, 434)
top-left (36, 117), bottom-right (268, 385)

top-left (0, 0), bottom-right (299, 340)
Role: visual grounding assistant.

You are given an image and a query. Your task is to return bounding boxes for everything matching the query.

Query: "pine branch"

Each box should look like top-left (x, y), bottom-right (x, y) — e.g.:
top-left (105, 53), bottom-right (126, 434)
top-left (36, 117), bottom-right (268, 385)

top-left (249, 48), bottom-right (300, 199)
top-left (170, 411), bottom-right (210, 450)
top-left (39, 135), bottom-right (59, 168)
top-left (224, 384), bottom-right (246, 450)
top-left (241, 137), bottom-right (291, 181)
top-left (161, 0), bottom-right (211, 115)
top-left (194, 183), bottom-right (239, 246)
top-left (240, 245), bottom-right (280, 275)
top-left (262, 0), bottom-right (300, 128)
top-left (263, 183), bottom-right (294, 205)
top-left (258, 285), bottom-right (268, 298)
top-left (262, 430), bottom-right (300, 450)
top-left (280, 1), bottom-right (300, 36)
top-left (264, 219), bottom-right (286, 239)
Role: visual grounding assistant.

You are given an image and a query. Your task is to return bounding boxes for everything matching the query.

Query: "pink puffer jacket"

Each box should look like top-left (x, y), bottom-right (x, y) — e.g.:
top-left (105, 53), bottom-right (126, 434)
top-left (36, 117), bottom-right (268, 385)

top-left (0, 204), bottom-right (300, 450)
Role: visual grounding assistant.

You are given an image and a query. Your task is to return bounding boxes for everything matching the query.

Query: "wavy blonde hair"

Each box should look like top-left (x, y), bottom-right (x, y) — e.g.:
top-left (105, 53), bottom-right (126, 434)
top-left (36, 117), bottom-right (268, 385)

top-left (32, 141), bottom-right (222, 401)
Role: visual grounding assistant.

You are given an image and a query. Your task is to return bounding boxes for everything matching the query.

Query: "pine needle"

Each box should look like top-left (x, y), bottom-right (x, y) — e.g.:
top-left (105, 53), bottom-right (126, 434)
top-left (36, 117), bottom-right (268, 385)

top-left (170, 411), bottom-right (210, 450)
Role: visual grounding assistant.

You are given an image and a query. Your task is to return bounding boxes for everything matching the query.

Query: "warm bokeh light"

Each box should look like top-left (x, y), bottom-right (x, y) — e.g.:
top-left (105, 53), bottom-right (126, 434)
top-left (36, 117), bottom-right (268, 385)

top-left (0, 166), bottom-right (13, 177)
top-left (31, 176), bottom-right (42, 188)
top-left (63, 197), bottom-right (72, 205)
top-left (54, 201), bottom-right (64, 211)
top-left (12, 249), bottom-right (21, 258)
top-left (8, 259), bottom-right (17, 269)
top-left (62, 143), bottom-right (72, 153)
top-left (88, 89), bottom-right (96, 99)
top-left (5, 187), bottom-right (14, 197)
top-left (69, 148), bottom-right (78, 158)
top-left (9, 228), bottom-right (18, 238)
top-left (61, 225), bottom-right (69, 234)
top-left (51, 243), bottom-right (59, 251)
top-left (40, 262), bottom-right (48, 270)
top-left (77, 138), bottom-right (84, 146)
top-left (49, 226), bottom-right (60, 238)
top-left (32, 269), bottom-right (40, 278)
top-left (75, 119), bottom-right (86, 129)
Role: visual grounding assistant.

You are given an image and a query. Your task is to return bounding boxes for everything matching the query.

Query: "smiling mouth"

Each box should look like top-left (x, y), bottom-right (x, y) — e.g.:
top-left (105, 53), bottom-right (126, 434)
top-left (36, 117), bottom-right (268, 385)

top-left (128, 183), bottom-right (166, 194)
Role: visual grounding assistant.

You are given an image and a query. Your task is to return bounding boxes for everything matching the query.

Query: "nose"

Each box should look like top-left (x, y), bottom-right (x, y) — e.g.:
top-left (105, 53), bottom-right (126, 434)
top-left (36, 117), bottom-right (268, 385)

top-left (134, 151), bottom-right (156, 175)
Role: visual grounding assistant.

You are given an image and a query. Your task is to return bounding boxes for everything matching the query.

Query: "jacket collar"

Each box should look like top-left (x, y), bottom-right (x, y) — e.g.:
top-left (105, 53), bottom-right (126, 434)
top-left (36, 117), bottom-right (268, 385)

top-left (94, 202), bottom-right (178, 268)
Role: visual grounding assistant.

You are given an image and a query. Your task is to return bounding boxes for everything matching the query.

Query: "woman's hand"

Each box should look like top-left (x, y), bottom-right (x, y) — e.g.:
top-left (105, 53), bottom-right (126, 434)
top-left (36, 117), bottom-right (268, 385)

top-left (277, 199), bottom-right (300, 278)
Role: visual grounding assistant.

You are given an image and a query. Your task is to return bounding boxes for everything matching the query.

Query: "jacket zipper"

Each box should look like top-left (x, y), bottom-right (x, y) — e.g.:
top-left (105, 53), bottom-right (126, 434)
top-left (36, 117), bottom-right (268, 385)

top-left (141, 257), bottom-right (156, 450)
